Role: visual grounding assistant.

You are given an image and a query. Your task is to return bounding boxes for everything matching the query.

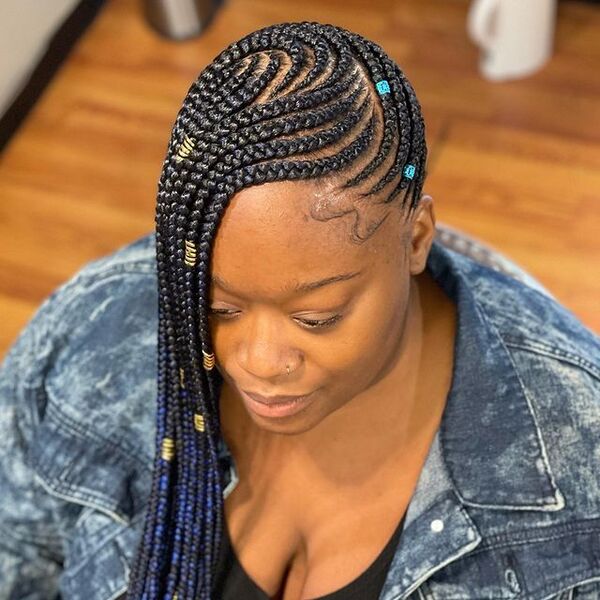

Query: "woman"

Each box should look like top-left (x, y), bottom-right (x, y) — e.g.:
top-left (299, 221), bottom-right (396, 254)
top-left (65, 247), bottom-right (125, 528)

top-left (1, 22), bottom-right (599, 600)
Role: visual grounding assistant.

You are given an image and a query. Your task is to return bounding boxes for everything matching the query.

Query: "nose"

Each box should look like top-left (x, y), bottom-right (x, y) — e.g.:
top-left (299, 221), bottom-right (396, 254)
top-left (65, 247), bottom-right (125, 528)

top-left (236, 311), bottom-right (301, 381)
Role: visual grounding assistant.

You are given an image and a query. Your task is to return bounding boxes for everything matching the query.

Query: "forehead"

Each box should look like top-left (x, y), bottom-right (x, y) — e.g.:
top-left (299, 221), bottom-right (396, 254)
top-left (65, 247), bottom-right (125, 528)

top-left (211, 180), bottom-right (401, 297)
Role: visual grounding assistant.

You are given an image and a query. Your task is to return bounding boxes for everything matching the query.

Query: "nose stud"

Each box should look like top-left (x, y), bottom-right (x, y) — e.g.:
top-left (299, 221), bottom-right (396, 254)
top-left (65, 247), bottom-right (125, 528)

top-left (286, 364), bottom-right (290, 376)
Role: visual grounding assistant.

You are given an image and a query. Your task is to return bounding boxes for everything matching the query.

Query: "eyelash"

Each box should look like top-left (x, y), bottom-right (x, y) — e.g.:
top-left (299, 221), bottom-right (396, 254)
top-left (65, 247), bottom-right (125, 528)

top-left (208, 309), bottom-right (342, 330)
top-left (296, 314), bottom-right (342, 329)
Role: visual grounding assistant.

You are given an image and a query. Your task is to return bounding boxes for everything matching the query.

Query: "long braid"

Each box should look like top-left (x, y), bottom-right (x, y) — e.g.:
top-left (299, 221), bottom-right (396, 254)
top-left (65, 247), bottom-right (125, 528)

top-left (127, 21), bottom-right (427, 599)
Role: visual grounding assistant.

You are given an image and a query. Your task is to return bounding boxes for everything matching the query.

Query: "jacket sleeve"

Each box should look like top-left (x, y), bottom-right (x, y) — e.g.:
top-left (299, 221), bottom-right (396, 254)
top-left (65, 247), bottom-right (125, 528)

top-left (0, 302), bottom-right (64, 600)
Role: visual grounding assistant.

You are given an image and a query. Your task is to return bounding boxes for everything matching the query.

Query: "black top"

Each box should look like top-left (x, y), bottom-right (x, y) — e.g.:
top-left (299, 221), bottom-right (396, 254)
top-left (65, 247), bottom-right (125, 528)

top-left (212, 513), bottom-right (406, 600)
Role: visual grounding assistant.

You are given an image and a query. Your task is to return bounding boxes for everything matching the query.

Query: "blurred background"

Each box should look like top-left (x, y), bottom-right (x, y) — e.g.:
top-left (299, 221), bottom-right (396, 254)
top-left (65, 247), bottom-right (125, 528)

top-left (0, 0), bottom-right (598, 356)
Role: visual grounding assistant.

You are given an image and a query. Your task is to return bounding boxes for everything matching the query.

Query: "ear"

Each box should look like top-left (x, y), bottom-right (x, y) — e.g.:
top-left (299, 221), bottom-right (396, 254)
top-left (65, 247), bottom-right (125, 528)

top-left (408, 194), bottom-right (436, 275)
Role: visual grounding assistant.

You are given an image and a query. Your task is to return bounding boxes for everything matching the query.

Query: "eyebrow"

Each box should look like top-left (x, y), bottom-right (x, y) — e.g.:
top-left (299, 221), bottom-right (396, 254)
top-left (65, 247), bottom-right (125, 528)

top-left (211, 271), bottom-right (362, 295)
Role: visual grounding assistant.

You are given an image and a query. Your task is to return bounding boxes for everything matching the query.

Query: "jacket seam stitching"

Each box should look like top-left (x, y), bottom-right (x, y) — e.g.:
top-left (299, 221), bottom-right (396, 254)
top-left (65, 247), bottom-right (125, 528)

top-left (44, 400), bottom-right (152, 473)
top-left (500, 337), bottom-right (565, 506)
top-left (480, 302), bottom-right (564, 507)
top-left (470, 524), bottom-right (600, 555)
top-left (503, 339), bottom-right (600, 381)
top-left (439, 294), bottom-right (564, 510)
top-left (34, 473), bottom-right (130, 526)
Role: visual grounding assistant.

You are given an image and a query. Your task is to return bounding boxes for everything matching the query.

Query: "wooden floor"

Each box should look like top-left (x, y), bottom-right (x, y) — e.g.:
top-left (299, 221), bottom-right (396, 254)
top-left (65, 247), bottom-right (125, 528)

top-left (1, 0), bottom-right (599, 356)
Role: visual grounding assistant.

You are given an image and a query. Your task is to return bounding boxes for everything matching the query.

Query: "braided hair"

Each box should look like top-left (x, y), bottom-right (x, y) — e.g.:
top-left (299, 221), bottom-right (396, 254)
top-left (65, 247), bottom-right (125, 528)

top-left (127, 21), bottom-right (427, 599)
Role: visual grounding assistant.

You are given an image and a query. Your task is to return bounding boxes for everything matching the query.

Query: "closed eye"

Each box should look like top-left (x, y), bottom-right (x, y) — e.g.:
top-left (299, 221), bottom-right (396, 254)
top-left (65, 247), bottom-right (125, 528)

top-left (293, 314), bottom-right (342, 330)
top-left (210, 307), bottom-right (343, 331)
top-left (209, 308), bottom-right (240, 319)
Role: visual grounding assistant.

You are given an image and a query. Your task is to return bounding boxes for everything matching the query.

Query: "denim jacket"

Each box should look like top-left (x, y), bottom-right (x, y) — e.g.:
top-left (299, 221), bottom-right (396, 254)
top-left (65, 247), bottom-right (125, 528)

top-left (1, 233), bottom-right (599, 600)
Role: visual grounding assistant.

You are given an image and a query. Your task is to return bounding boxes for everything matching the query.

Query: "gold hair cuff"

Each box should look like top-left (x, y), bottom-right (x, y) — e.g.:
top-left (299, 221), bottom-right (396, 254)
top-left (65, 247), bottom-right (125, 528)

top-left (179, 368), bottom-right (185, 389)
top-left (194, 413), bottom-right (205, 432)
top-left (184, 240), bottom-right (197, 267)
top-left (202, 350), bottom-right (215, 371)
top-left (161, 437), bottom-right (175, 461)
top-left (175, 134), bottom-right (195, 163)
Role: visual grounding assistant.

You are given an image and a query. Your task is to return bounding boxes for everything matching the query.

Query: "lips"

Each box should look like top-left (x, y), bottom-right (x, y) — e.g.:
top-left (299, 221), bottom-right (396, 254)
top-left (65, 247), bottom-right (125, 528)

top-left (239, 388), bottom-right (316, 419)
top-left (243, 390), bottom-right (311, 405)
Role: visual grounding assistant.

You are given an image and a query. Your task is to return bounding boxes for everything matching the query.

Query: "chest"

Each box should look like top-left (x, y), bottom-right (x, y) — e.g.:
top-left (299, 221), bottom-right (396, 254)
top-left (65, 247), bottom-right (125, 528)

top-left (223, 462), bottom-right (415, 600)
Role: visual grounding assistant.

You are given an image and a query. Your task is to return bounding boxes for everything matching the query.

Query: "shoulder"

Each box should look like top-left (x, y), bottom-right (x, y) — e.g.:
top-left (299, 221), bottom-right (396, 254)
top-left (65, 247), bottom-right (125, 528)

top-left (0, 235), bottom-right (158, 598)
top-left (10, 230), bottom-right (158, 489)
top-left (431, 242), bottom-right (600, 510)
top-left (58, 232), bottom-right (156, 305)
top-left (462, 254), bottom-right (598, 377)
top-left (465, 246), bottom-right (599, 523)
top-left (430, 241), bottom-right (599, 378)
top-left (18, 232), bottom-right (158, 388)
top-left (422, 244), bottom-right (600, 599)
top-left (11, 233), bottom-right (158, 366)
top-left (3, 233), bottom-right (158, 508)
top-left (13, 232), bottom-right (159, 457)
top-left (27, 231), bottom-right (158, 465)
top-left (451, 247), bottom-right (600, 456)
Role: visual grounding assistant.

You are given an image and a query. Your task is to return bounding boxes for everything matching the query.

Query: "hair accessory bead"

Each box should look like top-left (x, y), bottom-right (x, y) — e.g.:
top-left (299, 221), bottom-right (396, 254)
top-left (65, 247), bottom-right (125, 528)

top-left (161, 438), bottom-right (175, 461)
top-left (184, 240), bottom-right (197, 267)
top-left (175, 134), bottom-right (195, 163)
top-left (179, 368), bottom-right (185, 389)
top-left (202, 350), bottom-right (215, 370)
top-left (375, 80), bottom-right (391, 95)
top-left (194, 413), bottom-right (206, 432)
top-left (403, 164), bottom-right (416, 180)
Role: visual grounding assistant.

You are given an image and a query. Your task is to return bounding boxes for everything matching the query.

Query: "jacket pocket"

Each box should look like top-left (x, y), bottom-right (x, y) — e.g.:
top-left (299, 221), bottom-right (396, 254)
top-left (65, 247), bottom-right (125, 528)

top-left (29, 406), bottom-right (151, 599)
top-left (59, 508), bottom-right (140, 600)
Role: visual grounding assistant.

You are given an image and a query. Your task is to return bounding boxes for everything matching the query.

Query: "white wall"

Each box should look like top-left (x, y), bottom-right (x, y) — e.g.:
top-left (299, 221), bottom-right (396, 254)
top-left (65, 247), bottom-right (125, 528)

top-left (0, 0), bottom-right (79, 116)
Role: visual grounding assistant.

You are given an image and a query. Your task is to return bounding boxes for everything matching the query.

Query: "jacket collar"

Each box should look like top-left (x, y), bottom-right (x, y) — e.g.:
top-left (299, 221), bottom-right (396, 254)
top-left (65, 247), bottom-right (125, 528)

top-left (380, 243), bottom-right (565, 599)
top-left (426, 241), bottom-right (564, 512)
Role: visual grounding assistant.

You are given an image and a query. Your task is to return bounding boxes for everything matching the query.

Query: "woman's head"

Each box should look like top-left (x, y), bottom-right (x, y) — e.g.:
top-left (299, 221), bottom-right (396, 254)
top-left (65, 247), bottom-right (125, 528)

top-left (211, 179), bottom-right (435, 437)
top-left (128, 21), bottom-right (428, 599)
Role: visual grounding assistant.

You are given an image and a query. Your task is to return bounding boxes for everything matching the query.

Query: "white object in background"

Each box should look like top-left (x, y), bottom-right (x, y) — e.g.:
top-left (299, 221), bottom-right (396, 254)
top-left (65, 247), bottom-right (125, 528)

top-left (467, 0), bottom-right (557, 81)
top-left (144, 0), bottom-right (216, 40)
top-left (0, 0), bottom-right (78, 117)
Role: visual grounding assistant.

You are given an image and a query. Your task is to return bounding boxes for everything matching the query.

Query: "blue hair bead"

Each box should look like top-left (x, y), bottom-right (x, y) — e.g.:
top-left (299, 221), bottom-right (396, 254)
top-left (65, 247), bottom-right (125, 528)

top-left (375, 80), bottom-right (391, 95)
top-left (403, 164), bottom-right (416, 180)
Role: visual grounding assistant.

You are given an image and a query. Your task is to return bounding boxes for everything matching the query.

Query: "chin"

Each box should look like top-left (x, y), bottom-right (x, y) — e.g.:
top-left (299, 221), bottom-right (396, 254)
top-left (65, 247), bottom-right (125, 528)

top-left (247, 411), bottom-right (321, 436)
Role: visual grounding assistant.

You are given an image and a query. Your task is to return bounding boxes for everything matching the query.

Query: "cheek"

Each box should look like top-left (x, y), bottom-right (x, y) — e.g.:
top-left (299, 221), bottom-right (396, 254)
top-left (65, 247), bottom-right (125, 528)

top-left (314, 281), bottom-right (410, 383)
top-left (207, 275), bottom-right (409, 385)
top-left (208, 318), bottom-right (233, 365)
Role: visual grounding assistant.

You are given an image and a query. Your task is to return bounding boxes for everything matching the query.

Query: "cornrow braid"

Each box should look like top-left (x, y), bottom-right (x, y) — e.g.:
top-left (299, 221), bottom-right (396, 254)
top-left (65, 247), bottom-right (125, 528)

top-left (127, 21), bottom-right (427, 600)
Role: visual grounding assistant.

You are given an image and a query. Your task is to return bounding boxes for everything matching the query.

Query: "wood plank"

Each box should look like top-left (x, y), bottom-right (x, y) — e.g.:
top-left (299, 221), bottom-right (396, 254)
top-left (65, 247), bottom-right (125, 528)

top-left (1, 0), bottom-right (598, 357)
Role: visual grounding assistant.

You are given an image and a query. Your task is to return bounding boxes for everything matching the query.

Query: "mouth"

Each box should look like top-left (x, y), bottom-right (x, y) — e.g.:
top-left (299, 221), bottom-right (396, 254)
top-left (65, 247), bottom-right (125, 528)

top-left (243, 391), bottom-right (312, 405)
top-left (239, 389), bottom-right (316, 418)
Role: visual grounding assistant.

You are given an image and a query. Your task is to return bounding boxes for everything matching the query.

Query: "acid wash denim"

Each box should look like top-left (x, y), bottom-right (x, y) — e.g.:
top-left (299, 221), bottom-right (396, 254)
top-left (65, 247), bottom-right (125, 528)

top-left (0, 233), bottom-right (599, 600)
